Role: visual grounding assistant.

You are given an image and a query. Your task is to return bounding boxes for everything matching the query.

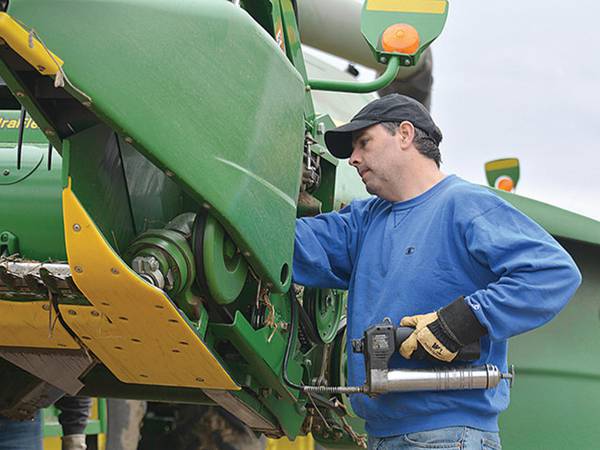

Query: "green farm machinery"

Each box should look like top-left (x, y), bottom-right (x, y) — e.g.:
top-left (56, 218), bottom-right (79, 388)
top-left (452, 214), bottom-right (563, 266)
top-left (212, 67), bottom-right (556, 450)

top-left (1, 2), bottom-right (600, 450)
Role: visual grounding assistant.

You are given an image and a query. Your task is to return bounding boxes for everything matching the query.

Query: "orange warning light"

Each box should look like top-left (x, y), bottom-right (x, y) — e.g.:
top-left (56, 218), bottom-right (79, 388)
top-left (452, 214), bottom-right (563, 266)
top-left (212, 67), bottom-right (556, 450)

top-left (495, 176), bottom-right (515, 192)
top-left (381, 23), bottom-right (420, 54)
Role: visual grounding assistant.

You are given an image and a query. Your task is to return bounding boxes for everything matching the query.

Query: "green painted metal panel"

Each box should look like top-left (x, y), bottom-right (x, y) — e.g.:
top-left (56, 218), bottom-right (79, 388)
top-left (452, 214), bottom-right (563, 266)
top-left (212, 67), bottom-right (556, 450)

top-left (119, 138), bottom-right (186, 234)
top-left (500, 372), bottom-right (600, 449)
top-left (7, 0), bottom-right (305, 292)
top-left (500, 240), bottom-right (600, 449)
top-left (0, 61), bottom-right (63, 151)
top-left (210, 309), bottom-right (306, 438)
top-left (493, 189), bottom-right (600, 247)
top-left (66, 124), bottom-right (137, 252)
top-left (0, 110), bottom-right (47, 144)
top-left (80, 365), bottom-right (215, 405)
top-left (0, 145), bottom-right (65, 260)
top-left (361, 0), bottom-right (448, 64)
top-left (485, 158), bottom-right (520, 189)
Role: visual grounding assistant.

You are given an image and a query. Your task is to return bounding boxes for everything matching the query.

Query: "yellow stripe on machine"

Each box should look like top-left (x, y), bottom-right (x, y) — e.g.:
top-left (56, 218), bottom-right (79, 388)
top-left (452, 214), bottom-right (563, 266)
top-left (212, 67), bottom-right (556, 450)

top-left (485, 158), bottom-right (519, 172)
top-left (0, 300), bottom-right (80, 349)
top-left (0, 12), bottom-right (63, 75)
top-left (366, 0), bottom-right (447, 14)
top-left (61, 180), bottom-right (238, 390)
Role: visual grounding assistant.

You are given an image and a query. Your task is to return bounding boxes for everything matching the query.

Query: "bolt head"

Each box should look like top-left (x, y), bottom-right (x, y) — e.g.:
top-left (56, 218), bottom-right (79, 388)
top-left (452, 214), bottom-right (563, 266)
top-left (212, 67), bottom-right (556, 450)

top-left (124, 137), bottom-right (133, 144)
top-left (2, 169), bottom-right (9, 176)
top-left (74, 266), bottom-right (83, 273)
top-left (68, 309), bottom-right (77, 315)
top-left (91, 310), bottom-right (100, 317)
top-left (45, 129), bottom-right (55, 136)
top-left (111, 268), bottom-right (120, 275)
top-left (15, 91), bottom-right (25, 98)
top-left (73, 223), bottom-right (81, 232)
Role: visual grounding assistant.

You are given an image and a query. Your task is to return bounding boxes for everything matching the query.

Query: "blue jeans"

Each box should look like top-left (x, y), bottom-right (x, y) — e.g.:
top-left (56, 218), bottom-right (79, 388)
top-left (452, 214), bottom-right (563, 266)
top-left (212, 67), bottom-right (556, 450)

top-left (0, 412), bottom-right (43, 450)
top-left (368, 426), bottom-right (501, 450)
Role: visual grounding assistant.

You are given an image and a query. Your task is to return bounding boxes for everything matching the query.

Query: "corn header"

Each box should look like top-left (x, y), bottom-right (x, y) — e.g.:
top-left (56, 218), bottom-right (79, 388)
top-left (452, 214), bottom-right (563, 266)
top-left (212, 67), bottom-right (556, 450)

top-left (0, 0), bottom-right (448, 447)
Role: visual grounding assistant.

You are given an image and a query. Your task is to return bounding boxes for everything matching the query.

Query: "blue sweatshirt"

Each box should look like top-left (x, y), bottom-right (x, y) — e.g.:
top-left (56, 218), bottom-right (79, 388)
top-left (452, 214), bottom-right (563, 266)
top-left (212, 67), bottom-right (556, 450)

top-left (293, 175), bottom-right (581, 437)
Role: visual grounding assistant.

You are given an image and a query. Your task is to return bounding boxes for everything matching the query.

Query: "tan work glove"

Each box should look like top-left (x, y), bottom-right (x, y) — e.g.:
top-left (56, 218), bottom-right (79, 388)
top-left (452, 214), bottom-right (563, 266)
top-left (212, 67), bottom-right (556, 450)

top-left (399, 297), bottom-right (488, 363)
top-left (399, 312), bottom-right (458, 362)
top-left (62, 434), bottom-right (87, 450)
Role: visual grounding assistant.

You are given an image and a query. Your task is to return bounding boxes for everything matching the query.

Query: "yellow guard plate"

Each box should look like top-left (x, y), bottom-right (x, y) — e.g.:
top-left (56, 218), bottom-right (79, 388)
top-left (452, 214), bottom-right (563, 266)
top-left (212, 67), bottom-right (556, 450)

top-left (0, 12), bottom-right (64, 75)
top-left (0, 300), bottom-right (80, 349)
top-left (62, 181), bottom-right (238, 390)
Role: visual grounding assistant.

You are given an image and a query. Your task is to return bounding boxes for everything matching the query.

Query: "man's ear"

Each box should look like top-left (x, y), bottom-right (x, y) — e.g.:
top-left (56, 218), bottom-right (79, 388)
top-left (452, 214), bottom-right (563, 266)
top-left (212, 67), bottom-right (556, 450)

top-left (398, 121), bottom-right (415, 149)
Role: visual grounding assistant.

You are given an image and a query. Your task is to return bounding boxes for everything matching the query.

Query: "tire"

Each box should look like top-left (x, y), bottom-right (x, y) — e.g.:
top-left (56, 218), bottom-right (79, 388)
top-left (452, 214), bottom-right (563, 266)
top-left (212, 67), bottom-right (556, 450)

top-left (105, 399), bottom-right (147, 450)
top-left (150, 404), bottom-right (266, 450)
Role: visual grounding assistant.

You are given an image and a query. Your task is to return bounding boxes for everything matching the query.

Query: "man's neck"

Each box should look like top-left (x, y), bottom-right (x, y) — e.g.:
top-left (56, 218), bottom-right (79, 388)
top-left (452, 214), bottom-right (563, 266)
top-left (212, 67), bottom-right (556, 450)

top-left (387, 163), bottom-right (446, 202)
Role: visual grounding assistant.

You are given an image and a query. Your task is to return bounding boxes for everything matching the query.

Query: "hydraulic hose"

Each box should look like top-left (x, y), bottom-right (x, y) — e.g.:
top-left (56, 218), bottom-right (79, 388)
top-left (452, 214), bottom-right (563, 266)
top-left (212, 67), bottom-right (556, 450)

top-left (283, 289), bottom-right (303, 391)
top-left (283, 290), bottom-right (349, 414)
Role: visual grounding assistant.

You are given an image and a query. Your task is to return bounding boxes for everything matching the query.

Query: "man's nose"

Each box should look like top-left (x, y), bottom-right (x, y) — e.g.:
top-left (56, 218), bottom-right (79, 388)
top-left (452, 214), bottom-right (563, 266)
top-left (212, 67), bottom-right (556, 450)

top-left (349, 147), bottom-right (360, 167)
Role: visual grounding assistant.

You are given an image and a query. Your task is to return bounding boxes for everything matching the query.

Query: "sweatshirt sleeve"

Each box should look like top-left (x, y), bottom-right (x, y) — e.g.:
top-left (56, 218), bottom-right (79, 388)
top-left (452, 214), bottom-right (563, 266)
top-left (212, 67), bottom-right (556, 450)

top-left (464, 203), bottom-right (582, 342)
top-left (293, 201), bottom-right (367, 289)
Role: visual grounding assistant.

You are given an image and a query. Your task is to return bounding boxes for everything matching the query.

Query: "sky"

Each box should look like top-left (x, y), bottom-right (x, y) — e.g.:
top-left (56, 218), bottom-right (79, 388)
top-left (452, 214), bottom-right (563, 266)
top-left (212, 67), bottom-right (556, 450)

top-left (306, 1), bottom-right (600, 221)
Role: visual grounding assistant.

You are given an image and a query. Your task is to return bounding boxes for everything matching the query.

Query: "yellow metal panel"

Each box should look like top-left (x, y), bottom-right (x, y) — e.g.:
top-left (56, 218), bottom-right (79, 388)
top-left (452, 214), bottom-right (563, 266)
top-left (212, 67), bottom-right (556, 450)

top-left (61, 181), bottom-right (238, 390)
top-left (0, 300), bottom-right (80, 349)
top-left (0, 12), bottom-right (64, 75)
top-left (43, 436), bottom-right (61, 450)
top-left (366, 0), bottom-right (447, 14)
top-left (485, 158), bottom-right (519, 172)
top-left (266, 435), bottom-right (315, 450)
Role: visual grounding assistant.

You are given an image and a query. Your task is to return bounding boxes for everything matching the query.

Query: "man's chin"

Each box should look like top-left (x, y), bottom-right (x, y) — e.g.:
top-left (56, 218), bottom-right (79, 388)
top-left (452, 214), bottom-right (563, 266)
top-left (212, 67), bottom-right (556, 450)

top-left (365, 184), bottom-right (378, 196)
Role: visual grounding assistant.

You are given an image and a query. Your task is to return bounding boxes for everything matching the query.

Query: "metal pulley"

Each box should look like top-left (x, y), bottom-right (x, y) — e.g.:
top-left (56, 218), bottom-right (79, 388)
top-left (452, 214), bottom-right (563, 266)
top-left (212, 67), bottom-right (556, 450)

top-left (125, 221), bottom-right (195, 297)
top-left (193, 211), bottom-right (248, 305)
top-left (303, 288), bottom-right (345, 344)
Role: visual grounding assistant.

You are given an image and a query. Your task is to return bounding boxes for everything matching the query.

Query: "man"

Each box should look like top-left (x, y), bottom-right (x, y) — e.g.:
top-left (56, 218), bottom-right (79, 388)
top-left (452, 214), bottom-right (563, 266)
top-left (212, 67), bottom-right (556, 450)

top-left (0, 412), bottom-right (42, 450)
top-left (0, 395), bottom-right (91, 450)
top-left (293, 94), bottom-right (581, 449)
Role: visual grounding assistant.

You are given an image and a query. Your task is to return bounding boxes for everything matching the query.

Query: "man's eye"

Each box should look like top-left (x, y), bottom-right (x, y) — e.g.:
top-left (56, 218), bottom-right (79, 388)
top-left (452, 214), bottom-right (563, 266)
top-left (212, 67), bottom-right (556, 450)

top-left (360, 139), bottom-right (369, 147)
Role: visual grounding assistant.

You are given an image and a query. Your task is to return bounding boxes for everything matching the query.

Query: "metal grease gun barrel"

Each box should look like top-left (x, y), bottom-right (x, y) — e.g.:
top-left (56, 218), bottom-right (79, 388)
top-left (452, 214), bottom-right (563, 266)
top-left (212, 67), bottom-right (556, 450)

top-left (373, 364), bottom-right (513, 394)
top-left (302, 364), bottom-right (513, 396)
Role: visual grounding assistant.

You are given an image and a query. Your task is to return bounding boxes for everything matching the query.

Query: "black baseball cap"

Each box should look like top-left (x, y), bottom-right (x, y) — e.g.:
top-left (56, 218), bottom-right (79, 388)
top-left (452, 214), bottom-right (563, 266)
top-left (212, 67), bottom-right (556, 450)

top-left (324, 94), bottom-right (443, 159)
